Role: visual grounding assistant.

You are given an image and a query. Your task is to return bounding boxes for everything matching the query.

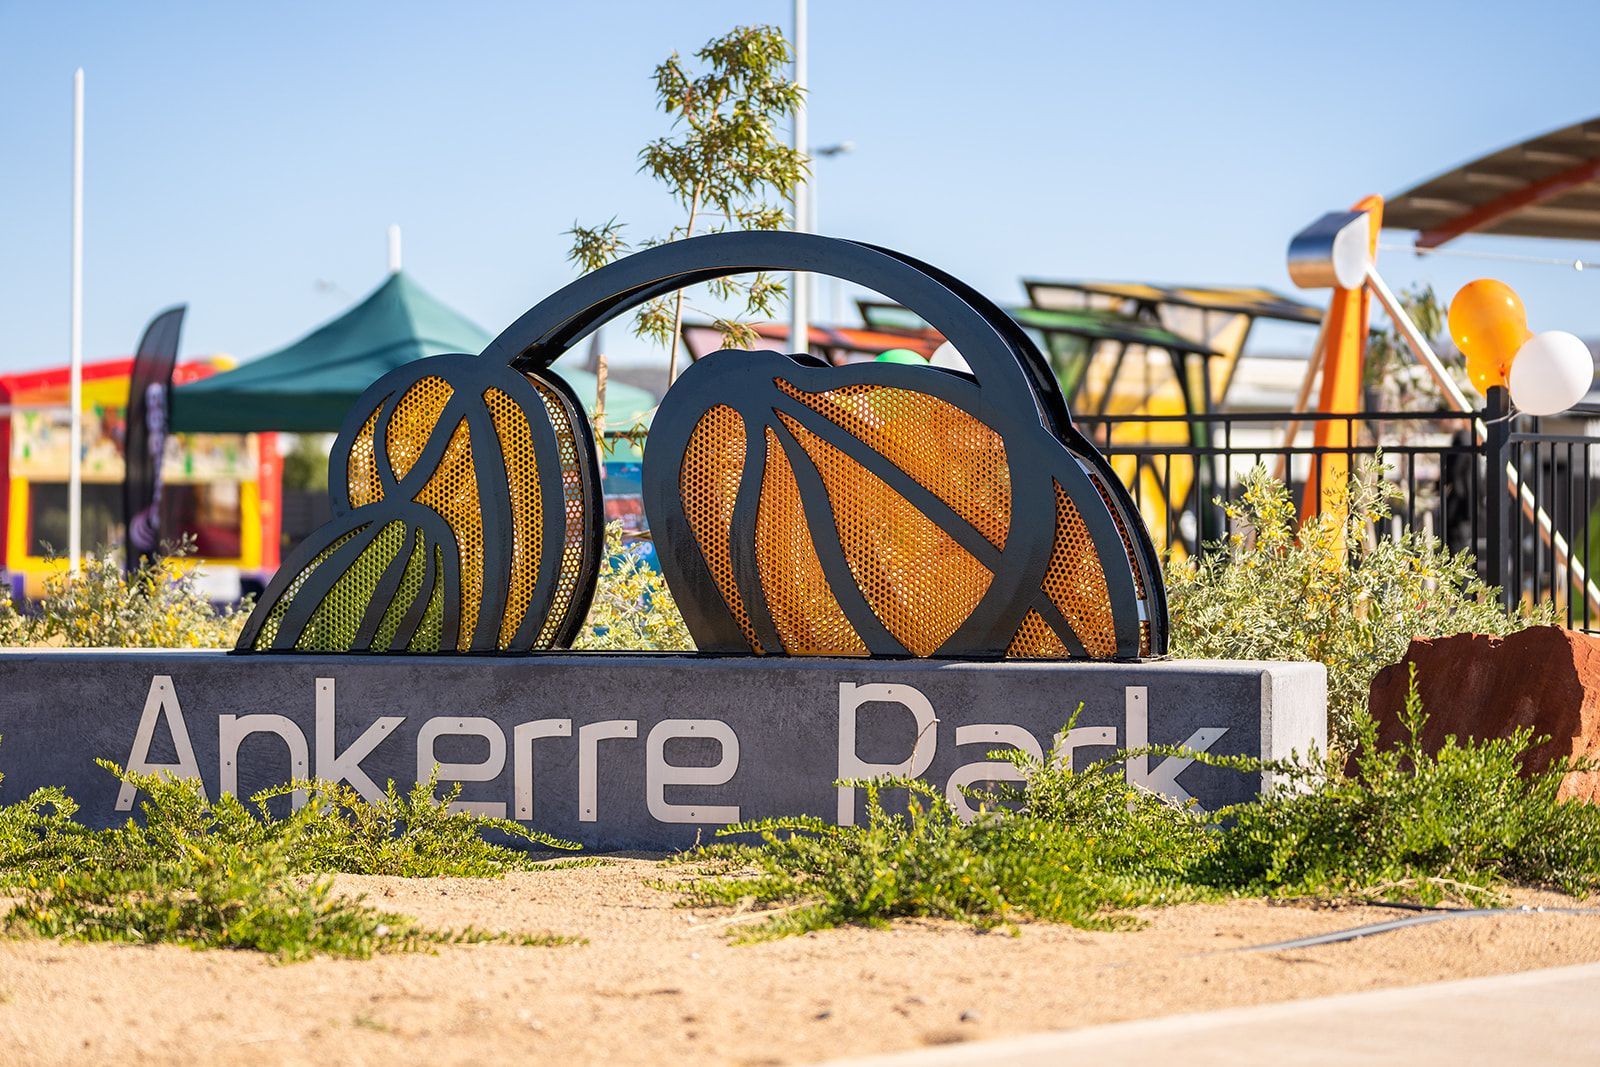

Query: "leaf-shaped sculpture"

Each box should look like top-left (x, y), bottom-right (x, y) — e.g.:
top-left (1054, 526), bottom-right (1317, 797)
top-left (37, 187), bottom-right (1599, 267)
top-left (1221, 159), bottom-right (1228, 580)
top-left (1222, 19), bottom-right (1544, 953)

top-left (644, 350), bottom-right (1156, 658)
top-left (484, 230), bottom-right (1166, 660)
top-left (236, 355), bottom-right (600, 653)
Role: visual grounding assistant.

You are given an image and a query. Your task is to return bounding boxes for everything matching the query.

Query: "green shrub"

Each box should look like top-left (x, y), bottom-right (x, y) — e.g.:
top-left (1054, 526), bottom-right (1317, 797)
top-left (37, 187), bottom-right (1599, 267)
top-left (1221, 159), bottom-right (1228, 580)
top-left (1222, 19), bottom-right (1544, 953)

top-left (5, 839), bottom-right (461, 960)
top-left (0, 537), bottom-right (249, 648)
top-left (675, 719), bottom-right (1212, 941)
top-left (0, 755), bottom-right (579, 958)
top-left (575, 522), bottom-right (692, 651)
top-left (1166, 460), bottom-right (1551, 749)
top-left (1196, 665), bottom-right (1600, 904)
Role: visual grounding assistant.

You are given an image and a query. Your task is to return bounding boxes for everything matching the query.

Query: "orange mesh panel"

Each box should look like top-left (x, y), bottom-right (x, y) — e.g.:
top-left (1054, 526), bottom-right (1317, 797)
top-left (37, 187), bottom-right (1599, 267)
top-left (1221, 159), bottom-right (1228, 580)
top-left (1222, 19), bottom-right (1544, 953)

top-left (1006, 608), bottom-right (1072, 659)
top-left (347, 406), bottom-right (384, 507)
top-left (777, 412), bottom-right (992, 656)
top-left (775, 378), bottom-right (1011, 549)
top-left (680, 405), bottom-right (762, 653)
top-left (1085, 467), bottom-right (1147, 602)
top-left (387, 376), bottom-right (454, 482)
top-left (531, 379), bottom-right (588, 647)
top-left (411, 417), bottom-right (482, 650)
top-left (1040, 481), bottom-right (1117, 658)
top-left (484, 387), bottom-right (542, 650)
top-left (755, 427), bottom-right (868, 656)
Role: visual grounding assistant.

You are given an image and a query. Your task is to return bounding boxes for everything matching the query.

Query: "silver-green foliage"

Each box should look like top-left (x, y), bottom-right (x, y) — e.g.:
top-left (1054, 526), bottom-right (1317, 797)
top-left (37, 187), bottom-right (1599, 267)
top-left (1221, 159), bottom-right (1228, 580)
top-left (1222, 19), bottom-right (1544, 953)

top-left (0, 537), bottom-right (248, 648)
top-left (1166, 460), bottom-right (1551, 748)
top-left (0, 755), bottom-right (578, 959)
top-left (575, 522), bottom-right (692, 651)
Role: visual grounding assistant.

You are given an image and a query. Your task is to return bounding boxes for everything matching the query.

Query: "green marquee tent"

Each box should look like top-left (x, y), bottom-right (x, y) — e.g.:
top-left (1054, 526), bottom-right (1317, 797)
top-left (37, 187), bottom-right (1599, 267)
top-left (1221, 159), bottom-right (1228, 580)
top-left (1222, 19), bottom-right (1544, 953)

top-left (169, 271), bottom-right (655, 436)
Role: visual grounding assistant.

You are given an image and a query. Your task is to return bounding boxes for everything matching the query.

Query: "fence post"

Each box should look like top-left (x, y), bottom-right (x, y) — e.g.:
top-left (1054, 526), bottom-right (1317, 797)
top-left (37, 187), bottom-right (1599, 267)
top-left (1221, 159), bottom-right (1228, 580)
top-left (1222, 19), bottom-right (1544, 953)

top-left (1483, 385), bottom-right (1513, 610)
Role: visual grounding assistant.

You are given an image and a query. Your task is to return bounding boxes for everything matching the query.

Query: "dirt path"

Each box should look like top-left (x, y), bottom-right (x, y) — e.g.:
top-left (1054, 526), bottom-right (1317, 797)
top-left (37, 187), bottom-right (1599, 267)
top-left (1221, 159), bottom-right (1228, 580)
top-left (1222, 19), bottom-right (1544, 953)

top-left (2, 859), bottom-right (1597, 1066)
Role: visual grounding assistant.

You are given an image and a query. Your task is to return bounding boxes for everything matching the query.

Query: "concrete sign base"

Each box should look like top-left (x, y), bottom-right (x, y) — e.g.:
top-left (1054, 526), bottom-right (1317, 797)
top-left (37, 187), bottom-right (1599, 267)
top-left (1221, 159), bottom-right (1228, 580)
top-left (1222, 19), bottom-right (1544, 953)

top-left (0, 652), bottom-right (1326, 851)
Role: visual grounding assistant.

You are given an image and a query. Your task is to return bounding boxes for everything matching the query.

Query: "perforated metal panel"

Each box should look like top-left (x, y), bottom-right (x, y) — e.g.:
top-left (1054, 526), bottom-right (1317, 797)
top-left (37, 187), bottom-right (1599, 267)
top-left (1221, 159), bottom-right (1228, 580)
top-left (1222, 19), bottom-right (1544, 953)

top-left (776, 378), bottom-right (1012, 549)
top-left (252, 526), bottom-right (367, 651)
top-left (755, 427), bottom-right (868, 656)
top-left (371, 529), bottom-right (427, 651)
top-left (681, 405), bottom-right (763, 653)
top-left (484, 386), bottom-right (543, 650)
top-left (1006, 608), bottom-right (1072, 658)
top-left (298, 521), bottom-right (407, 651)
top-left (776, 411), bottom-right (993, 657)
top-left (411, 418), bottom-right (483, 651)
top-left (387, 375), bottom-right (454, 483)
top-left (1039, 481), bottom-right (1117, 658)
top-left (531, 378), bottom-right (589, 648)
top-left (347, 407), bottom-right (384, 508)
top-left (409, 545), bottom-right (446, 652)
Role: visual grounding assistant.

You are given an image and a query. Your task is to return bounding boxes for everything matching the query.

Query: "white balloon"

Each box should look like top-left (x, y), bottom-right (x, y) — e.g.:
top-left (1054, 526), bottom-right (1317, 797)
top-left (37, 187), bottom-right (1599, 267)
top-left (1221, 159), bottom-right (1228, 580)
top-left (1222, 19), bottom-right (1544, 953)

top-left (929, 341), bottom-right (971, 373)
top-left (1509, 330), bottom-right (1595, 416)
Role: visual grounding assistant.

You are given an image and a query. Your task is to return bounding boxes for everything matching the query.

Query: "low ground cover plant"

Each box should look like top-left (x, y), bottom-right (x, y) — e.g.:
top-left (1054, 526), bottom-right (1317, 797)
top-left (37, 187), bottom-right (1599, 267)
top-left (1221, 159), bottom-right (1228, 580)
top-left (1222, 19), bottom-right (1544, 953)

top-left (0, 753), bottom-right (578, 959)
top-left (1166, 460), bottom-right (1551, 749)
top-left (679, 674), bottom-right (1600, 939)
top-left (1193, 666), bottom-right (1600, 904)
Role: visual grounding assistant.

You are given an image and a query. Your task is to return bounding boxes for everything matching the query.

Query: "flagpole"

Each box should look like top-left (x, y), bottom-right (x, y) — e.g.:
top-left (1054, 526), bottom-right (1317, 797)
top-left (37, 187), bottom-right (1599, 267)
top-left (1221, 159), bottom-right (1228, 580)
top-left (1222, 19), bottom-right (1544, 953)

top-left (69, 68), bottom-right (84, 574)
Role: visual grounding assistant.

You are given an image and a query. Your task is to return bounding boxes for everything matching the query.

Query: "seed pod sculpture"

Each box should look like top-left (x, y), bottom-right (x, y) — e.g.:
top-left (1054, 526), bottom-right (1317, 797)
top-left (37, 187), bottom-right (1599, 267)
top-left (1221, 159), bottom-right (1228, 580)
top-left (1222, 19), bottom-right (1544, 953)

top-left (238, 355), bottom-right (600, 652)
top-left (240, 231), bottom-right (1164, 659)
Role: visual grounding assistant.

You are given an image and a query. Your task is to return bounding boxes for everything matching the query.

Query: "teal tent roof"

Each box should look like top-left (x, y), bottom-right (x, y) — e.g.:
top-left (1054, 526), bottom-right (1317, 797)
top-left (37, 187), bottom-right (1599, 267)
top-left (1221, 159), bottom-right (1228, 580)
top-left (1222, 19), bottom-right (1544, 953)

top-left (170, 270), bottom-right (654, 437)
top-left (171, 272), bottom-right (492, 432)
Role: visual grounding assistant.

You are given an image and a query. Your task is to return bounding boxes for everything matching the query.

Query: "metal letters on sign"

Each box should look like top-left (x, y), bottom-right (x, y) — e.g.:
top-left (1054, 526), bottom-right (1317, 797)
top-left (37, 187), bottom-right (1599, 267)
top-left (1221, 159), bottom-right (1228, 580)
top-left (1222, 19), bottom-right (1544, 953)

top-left (238, 231), bottom-right (1166, 659)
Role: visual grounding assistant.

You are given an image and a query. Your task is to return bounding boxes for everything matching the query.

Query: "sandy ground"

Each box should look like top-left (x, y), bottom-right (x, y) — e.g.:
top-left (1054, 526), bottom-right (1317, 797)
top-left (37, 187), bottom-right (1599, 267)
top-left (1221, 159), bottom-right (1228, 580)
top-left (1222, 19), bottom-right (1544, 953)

top-left (1, 859), bottom-right (1598, 1066)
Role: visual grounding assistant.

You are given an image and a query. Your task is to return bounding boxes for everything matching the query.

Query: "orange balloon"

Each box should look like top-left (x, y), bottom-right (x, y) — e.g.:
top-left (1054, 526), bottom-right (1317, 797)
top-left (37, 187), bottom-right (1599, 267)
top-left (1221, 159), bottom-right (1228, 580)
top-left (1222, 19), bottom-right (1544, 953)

top-left (1448, 279), bottom-right (1531, 394)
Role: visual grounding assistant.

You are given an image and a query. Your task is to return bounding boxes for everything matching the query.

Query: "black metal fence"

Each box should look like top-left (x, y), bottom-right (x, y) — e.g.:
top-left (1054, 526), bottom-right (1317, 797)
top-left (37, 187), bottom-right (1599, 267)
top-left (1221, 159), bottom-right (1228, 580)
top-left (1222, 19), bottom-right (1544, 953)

top-left (1077, 400), bottom-right (1600, 633)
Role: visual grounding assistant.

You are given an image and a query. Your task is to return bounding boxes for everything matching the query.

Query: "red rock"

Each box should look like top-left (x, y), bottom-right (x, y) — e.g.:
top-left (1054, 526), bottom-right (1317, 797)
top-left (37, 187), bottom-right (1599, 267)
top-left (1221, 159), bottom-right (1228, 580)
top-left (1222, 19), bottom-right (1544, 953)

top-left (1366, 626), bottom-right (1600, 802)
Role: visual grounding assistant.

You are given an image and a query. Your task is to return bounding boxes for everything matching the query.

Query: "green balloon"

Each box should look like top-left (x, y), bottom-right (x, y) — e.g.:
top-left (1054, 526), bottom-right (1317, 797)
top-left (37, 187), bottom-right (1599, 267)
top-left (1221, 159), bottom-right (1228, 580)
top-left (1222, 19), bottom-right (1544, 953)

top-left (874, 348), bottom-right (929, 365)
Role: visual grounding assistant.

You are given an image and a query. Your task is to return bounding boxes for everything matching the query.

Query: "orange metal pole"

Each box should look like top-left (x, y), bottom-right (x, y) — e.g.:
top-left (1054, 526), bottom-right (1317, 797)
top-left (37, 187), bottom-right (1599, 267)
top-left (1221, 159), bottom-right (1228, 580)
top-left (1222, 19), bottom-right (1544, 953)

top-left (1300, 194), bottom-right (1382, 526)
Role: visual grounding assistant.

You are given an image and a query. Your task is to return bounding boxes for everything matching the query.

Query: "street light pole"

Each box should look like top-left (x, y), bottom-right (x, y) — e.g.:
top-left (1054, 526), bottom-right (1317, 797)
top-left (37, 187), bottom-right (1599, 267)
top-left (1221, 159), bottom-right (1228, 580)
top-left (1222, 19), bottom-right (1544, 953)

top-left (810, 142), bottom-right (854, 323)
top-left (789, 0), bottom-right (809, 353)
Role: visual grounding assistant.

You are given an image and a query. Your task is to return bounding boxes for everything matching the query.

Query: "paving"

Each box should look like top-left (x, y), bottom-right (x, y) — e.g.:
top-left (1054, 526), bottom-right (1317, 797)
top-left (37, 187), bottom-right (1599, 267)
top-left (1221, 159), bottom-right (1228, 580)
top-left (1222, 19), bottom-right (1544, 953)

top-left (821, 962), bottom-right (1600, 1066)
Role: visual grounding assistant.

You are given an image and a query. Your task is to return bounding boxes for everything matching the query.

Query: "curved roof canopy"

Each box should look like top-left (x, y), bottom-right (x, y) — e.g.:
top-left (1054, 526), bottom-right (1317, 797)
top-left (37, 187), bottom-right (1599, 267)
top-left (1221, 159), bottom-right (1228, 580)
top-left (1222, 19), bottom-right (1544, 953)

top-left (1385, 117), bottom-right (1600, 247)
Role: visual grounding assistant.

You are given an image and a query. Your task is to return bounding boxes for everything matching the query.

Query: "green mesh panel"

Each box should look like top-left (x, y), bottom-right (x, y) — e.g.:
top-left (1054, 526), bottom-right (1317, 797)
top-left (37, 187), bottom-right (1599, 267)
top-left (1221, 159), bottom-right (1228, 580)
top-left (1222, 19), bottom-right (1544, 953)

top-left (371, 529), bottom-right (427, 651)
top-left (254, 526), bottom-right (368, 650)
top-left (296, 521), bottom-right (407, 652)
top-left (408, 545), bottom-right (446, 652)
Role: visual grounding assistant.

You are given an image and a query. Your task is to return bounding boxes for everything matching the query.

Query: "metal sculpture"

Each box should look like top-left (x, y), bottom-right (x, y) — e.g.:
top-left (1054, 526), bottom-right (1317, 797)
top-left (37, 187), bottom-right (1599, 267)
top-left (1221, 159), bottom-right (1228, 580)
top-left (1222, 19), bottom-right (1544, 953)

top-left (238, 354), bottom-right (600, 652)
top-left (239, 230), bottom-right (1165, 659)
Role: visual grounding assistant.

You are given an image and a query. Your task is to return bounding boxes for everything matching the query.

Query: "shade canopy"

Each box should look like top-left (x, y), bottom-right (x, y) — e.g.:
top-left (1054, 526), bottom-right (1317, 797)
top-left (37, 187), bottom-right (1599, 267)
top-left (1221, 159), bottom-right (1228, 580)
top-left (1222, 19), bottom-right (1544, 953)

top-left (1385, 117), bottom-right (1600, 247)
top-left (169, 272), bottom-right (653, 435)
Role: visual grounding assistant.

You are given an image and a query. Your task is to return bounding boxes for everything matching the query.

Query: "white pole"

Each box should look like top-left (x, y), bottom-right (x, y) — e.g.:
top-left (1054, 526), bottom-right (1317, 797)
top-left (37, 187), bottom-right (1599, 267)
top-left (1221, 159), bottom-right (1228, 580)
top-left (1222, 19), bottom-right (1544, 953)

top-left (387, 223), bottom-right (402, 273)
top-left (789, 0), bottom-right (809, 353)
top-left (69, 68), bottom-right (84, 574)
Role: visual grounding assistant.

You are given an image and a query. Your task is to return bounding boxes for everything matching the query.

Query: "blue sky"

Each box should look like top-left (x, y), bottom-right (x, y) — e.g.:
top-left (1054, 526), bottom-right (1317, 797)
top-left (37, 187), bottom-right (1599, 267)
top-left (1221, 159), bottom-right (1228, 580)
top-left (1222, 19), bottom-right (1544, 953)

top-left (2, 0), bottom-right (1598, 374)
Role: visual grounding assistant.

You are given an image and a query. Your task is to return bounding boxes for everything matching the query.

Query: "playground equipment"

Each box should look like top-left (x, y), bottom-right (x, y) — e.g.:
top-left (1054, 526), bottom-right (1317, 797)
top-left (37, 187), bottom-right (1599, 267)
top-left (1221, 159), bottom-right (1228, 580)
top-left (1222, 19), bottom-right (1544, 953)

top-left (1287, 200), bottom-right (1600, 615)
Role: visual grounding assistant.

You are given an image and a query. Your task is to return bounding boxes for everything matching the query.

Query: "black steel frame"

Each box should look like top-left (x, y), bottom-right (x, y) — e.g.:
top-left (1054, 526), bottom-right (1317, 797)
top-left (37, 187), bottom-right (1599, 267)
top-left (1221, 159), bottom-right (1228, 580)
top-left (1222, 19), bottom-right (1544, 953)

top-left (480, 231), bottom-right (1163, 659)
top-left (237, 354), bottom-right (602, 653)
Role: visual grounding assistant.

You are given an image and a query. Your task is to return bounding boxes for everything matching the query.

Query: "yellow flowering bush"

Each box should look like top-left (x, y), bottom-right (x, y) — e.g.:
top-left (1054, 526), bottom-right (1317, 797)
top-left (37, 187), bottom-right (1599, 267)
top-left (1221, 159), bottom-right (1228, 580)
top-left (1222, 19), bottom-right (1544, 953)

top-left (0, 537), bottom-right (249, 648)
top-left (574, 522), bottom-right (692, 651)
top-left (1166, 459), bottom-right (1553, 749)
